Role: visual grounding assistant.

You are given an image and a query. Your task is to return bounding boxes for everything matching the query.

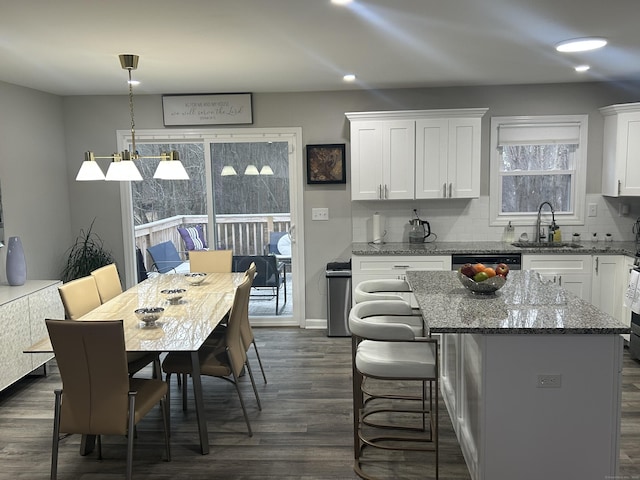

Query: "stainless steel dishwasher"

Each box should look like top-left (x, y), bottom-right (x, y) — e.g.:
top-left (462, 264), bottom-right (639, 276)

top-left (451, 253), bottom-right (522, 271)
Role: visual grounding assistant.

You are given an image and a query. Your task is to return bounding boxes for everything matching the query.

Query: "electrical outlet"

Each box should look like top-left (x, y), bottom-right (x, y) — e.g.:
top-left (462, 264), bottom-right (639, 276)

top-left (312, 207), bottom-right (329, 221)
top-left (588, 203), bottom-right (597, 217)
top-left (537, 374), bottom-right (562, 388)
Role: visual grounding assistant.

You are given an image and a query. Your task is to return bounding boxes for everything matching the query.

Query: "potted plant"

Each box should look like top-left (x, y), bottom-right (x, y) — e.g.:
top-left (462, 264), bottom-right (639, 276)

top-left (61, 219), bottom-right (115, 282)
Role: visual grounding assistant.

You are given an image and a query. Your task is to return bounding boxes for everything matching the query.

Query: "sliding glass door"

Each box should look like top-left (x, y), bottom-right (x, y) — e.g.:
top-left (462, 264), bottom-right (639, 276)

top-left (118, 128), bottom-right (304, 326)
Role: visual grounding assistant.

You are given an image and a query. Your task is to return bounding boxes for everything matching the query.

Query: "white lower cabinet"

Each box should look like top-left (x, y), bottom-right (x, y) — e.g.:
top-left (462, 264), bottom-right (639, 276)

top-left (522, 254), bottom-right (593, 302)
top-left (442, 332), bottom-right (623, 480)
top-left (0, 280), bottom-right (63, 392)
top-left (620, 256), bottom-right (636, 340)
top-left (591, 255), bottom-right (624, 321)
top-left (352, 255), bottom-right (451, 306)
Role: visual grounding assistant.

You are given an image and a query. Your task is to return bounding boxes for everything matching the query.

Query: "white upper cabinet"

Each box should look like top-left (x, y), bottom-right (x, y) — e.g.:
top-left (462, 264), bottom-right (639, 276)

top-left (600, 102), bottom-right (640, 197)
top-left (415, 116), bottom-right (483, 199)
top-left (348, 117), bottom-right (415, 200)
top-left (347, 109), bottom-right (486, 201)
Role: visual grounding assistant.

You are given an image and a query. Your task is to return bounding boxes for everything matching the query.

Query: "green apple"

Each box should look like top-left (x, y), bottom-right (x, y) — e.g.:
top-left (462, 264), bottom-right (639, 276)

top-left (473, 271), bottom-right (489, 282)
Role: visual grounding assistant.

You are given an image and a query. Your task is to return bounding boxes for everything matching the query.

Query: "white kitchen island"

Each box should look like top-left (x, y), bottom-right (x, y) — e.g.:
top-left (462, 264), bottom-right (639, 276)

top-left (406, 269), bottom-right (628, 480)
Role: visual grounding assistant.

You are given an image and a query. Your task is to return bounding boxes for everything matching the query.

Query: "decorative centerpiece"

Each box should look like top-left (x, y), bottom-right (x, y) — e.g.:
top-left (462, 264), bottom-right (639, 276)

top-left (160, 288), bottom-right (186, 303)
top-left (457, 262), bottom-right (509, 295)
top-left (134, 307), bottom-right (164, 327)
top-left (184, 272), bottom-right (207, 285)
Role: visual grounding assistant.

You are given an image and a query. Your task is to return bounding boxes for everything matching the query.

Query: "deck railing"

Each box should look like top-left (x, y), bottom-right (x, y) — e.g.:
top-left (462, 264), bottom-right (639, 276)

top-left (135, 214), bottom-right (291, 270)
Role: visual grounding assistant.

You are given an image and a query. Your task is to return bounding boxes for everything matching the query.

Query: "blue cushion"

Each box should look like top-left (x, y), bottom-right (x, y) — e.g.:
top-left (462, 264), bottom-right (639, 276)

top-left (178, 225), bottom-right (208, 251)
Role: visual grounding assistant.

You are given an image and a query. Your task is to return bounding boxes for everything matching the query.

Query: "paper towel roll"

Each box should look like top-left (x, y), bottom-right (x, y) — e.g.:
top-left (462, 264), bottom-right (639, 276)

top-left (372, 213), bottom-right (382, 244)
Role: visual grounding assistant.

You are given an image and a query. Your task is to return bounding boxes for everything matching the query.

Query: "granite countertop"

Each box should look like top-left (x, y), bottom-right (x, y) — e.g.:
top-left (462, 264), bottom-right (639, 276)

top-left (353, 240), bottom-right (639, 256)
top-left (405, 270), bottom-right (630, 334)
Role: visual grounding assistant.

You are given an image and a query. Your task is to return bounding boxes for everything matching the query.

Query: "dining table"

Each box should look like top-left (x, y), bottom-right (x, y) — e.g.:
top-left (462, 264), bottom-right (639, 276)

top-left (25, 271), bottom-right (246, 455)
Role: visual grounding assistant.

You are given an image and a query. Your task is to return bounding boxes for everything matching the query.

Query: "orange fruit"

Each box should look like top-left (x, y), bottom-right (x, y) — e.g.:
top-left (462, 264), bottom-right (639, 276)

top-left (472, 263), bottom-right (486, 274)
top-left (484, 267), bottom-right (496, 278)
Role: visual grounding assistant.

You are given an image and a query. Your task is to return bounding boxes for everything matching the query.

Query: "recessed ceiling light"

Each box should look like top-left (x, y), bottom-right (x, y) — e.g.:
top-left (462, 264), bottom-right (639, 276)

top-left (331, 0), bottom-right (353, 4)
top-left (343, 74), bottom-right (356, 82)
top-left (555, 37), bottom-right (607, 53)
top-left (575, 65), bottom-right (590, 72)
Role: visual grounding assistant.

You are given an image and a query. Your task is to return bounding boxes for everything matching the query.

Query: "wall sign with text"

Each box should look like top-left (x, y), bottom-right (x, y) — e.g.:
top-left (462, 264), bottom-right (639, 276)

top-left (162, 93), bottom-right (253, 126)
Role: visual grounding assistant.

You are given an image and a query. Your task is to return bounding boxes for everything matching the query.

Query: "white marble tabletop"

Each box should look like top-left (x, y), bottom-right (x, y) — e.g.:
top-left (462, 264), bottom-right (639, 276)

top-left (26, 272), bottom-right (245, 353)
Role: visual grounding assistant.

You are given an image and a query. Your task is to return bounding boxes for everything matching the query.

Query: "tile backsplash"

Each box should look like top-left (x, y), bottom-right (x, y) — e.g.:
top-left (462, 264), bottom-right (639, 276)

top-left (352, 195), bottom-right (640, 244)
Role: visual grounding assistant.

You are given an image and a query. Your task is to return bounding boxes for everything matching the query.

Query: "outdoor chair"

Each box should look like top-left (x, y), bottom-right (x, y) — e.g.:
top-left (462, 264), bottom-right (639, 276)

top-left (233, 255), bottom-right (286, 315)
top-left (267, 231), bottom-right (291, 271)
top-left (146, 241), bottom-right (190, 274)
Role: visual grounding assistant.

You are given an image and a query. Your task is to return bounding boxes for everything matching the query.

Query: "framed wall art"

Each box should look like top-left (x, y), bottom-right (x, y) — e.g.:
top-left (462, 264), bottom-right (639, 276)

top-left (162, 93), bottom-right (253, 126)
top-left (306, 144), bottom-right (346, 184)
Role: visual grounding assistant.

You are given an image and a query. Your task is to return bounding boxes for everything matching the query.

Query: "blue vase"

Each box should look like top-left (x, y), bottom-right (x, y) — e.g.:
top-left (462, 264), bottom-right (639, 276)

top-left (6, 236), bottom-right (27, 286)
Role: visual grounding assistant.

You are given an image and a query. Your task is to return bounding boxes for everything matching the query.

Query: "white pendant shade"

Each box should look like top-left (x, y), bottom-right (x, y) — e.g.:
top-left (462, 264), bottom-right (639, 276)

top-left (221, 165), bottom-right (238, 176)
top-left (76, 160), bottom-right (106, 181)
top-left (154, 160), bottom-right (190, 180)
top-left (105, 160), bottom-right (143, 181)
top-left (259, 165), bottom-right (274, 175)
top-left (244, 165), bottom-right (260, 175)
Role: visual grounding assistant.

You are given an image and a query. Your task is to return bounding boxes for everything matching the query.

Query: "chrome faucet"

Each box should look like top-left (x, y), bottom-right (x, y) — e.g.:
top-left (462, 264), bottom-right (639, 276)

top-left (536, 202), bottom-right (555, 242)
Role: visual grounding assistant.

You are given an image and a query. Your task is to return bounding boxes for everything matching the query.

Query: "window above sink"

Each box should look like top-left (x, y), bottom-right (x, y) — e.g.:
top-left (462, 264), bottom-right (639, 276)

top-left (489, 114), bottom-right (589, 227)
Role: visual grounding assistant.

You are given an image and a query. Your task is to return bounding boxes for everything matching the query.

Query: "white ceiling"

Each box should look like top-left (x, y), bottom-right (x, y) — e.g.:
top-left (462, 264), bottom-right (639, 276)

top-left (1, 0), bottom-right (639, 96)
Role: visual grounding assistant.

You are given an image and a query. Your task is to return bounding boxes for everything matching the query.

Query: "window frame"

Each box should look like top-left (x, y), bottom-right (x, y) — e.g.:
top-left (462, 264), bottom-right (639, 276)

top-left (489, 114), bottom-right (588, 227)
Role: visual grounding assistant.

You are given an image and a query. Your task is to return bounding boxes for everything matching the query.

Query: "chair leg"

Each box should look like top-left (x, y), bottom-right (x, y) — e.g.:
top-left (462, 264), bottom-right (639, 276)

top-left (160, 396), bottom-right (171, 462)
top-left (164, 373), bottom-right (172, 436)
top-left (244, 360), bottom-right (262, 410)
top-left (51, 390), bottom-right (62, 480)
top-left (231, 373), bottom-right (253, 436)
top-left (126, 393), bottom-right (137, 480)
top-left (182, 373), bottom-right (188, 411)
top-left (252, 340), bottom-right (267, 383)
top-left (275, 285), bottom-right (280, 315)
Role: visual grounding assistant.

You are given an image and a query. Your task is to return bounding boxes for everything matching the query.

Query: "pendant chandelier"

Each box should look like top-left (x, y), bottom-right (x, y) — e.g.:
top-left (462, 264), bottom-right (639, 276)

top-left (75, 54), bottom-right (189, 182)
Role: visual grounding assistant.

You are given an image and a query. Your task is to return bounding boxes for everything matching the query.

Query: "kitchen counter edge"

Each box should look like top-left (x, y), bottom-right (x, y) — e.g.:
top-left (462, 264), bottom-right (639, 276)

top-left (352, 241), bottom-right (638, 256)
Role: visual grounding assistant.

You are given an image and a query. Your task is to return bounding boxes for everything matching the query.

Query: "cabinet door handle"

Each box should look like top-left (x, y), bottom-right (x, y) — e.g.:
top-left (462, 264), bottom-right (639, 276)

top-left (384, 184), bottom-right (389, 199)
top-left (443, 183), bottom-right (447, 198)
top-left (449, 183), bottom-right (453, 198)
top-left (595, 257), bottom-right (599, 274)
top-left (618, 180), bottom-right (622, 195)
top-left (393, 265), bottom-right (410, 269)
top-left (378, 184), bottom-right (382, 199)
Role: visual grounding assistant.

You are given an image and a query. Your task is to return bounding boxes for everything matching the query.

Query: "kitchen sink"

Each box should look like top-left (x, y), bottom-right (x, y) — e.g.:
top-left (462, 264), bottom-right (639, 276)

top-left (511, 241), bottom-right (583, 248)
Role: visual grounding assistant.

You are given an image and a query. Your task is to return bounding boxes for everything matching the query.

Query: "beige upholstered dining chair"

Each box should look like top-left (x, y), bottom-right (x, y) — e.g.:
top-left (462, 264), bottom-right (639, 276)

top-left (204, 262), bottom-right (267, 383)
top-left (58, 276), bottom-right (102, 320)
top-left (57, 274), bottom-right (159, 377)
top-left (46, 319), bottom-right (170, 480)
top-left (189, 250), bottom-right (233, 273)
top-left (90, 263), bottom-right (123, 303)
top-left (162, 274), bottom-right (261, 436)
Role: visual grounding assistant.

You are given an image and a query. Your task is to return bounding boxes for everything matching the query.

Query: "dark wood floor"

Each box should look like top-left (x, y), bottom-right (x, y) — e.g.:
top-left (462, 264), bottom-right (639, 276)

top-left (1, 328), bottom-right (639, 479)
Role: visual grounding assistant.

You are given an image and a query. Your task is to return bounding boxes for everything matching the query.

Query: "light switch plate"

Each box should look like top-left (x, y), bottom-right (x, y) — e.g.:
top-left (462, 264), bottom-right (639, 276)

top-left (588, 203), bottom-right (597, 217)
top-left (312, 207), bottom-right (329, 221)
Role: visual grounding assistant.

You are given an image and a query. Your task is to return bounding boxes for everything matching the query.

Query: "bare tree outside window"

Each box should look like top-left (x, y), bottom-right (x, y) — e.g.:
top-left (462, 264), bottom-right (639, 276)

top-left (132, 143), bottom-right (206, 225)
top-left (500, 144), bottom-right (575, 214)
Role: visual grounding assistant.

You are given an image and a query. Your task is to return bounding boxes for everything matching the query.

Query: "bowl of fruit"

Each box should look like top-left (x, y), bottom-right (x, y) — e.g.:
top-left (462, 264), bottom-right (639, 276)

top-left (457, 262), bottom-right (509, 295)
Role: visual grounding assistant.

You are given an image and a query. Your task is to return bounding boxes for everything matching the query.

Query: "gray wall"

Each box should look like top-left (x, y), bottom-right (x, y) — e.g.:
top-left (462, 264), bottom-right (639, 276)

top-left (0, 81), bottom-right (72, 282)
top-left (3, 79), bottom-right (639, 321)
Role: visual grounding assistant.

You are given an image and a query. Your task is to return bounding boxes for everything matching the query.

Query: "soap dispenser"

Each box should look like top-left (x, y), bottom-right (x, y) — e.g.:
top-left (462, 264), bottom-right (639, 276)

top-left (502, 221), bottom-right (515, 243)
